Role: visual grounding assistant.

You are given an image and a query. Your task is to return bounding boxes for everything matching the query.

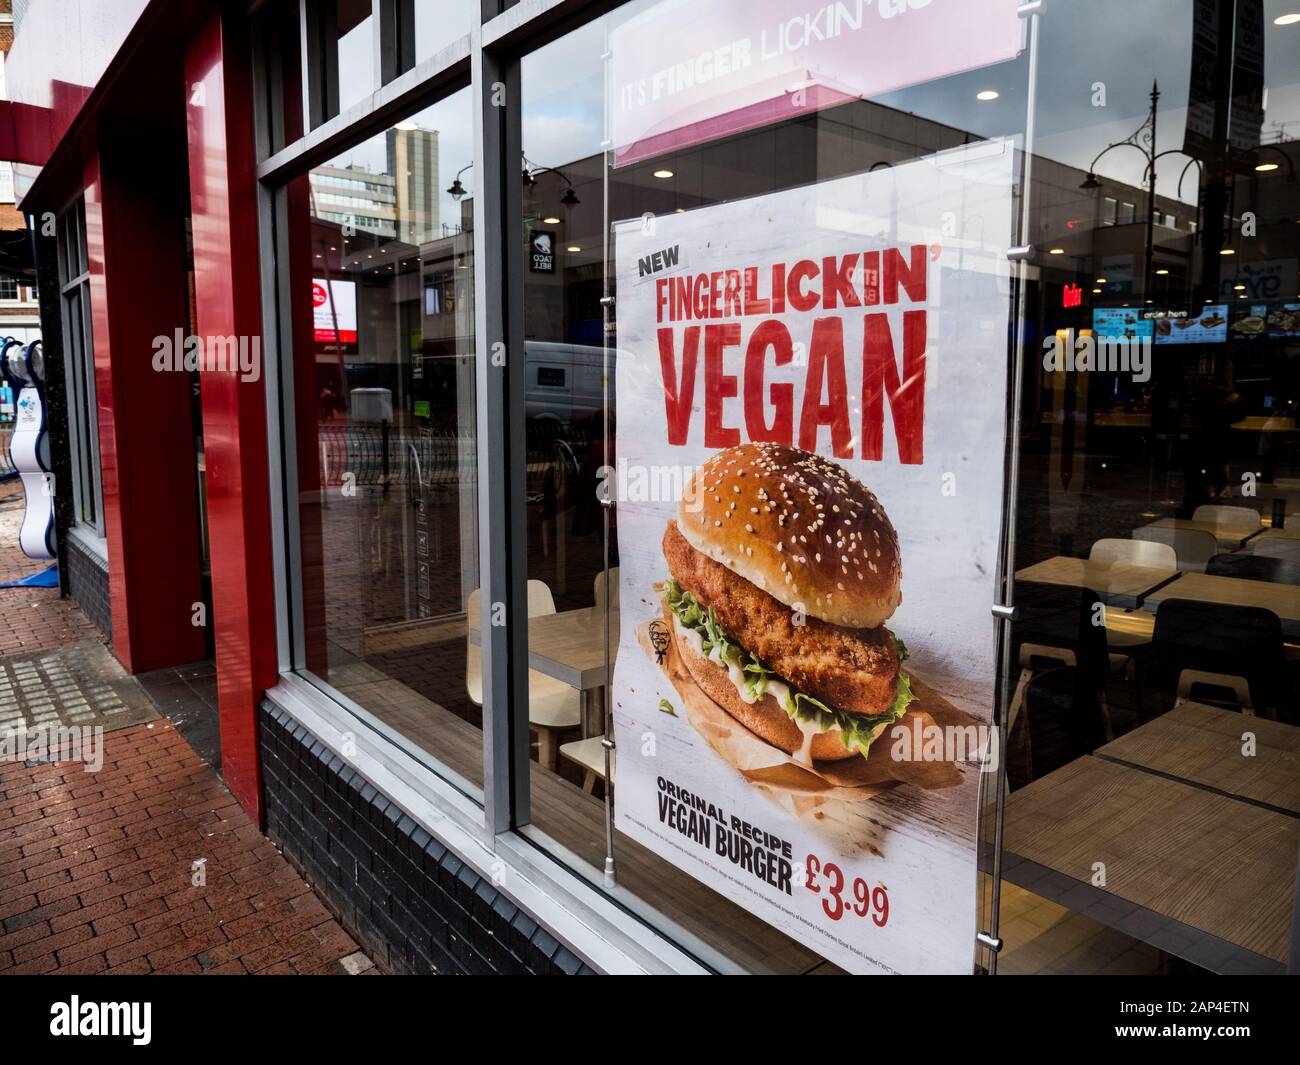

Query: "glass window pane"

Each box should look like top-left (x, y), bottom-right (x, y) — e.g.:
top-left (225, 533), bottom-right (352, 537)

top-left (519, 0), bottom-right (1027, 975)
top-left (336, 0), bottom-right (375, 114)
top-left (411, 0), bottom-right (475, 63)
top-left (1000, 0), bottom-right (1300, 975)
top-left (287, 89), bottom-right (483, 794)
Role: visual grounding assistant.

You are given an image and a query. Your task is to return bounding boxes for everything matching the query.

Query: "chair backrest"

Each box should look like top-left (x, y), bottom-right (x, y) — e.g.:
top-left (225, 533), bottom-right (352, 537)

top-left (1192, 504), bottom-right (1262, 530)
top-left (526, 579), bottom-right (557, 618)
top-left (1089, 538), bottom-right (1176, 570)
top-left (465, 579), bottom-right (558, 706)
top-left (1012, 581), bottom-right (1109, 678)
top-left (1206, 552), bottom-right (1300, 586)
top-left (466, 588), bottom-right (482, 706)
top-left (1150, 598), bottom-right (1283, 704)
top-left (593, 566), bottom-right (620, 613)
top-left (1131, 526), bottom-right (1218, 571)
top-left (1251, 537), bottom-right (1300, 564)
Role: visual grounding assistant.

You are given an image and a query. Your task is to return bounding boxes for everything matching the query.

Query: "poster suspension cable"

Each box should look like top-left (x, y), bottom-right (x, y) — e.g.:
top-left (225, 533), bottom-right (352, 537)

top-left (982, 0), bottom-right (1044, 975)
top-left (599, 27), bottom-right (617, 889)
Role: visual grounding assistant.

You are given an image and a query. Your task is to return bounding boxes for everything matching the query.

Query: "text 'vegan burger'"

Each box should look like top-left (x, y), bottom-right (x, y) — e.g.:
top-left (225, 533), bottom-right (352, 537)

top-left (662, 442), bottom-right (914, 763)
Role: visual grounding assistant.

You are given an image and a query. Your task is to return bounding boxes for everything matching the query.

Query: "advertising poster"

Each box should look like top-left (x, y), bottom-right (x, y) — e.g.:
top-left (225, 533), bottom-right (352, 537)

top-left (609, 0), bottom-right (1022, 168)
top-left (1092, 306), bottom-right (1154, 341)
top-left (312, 277), bottom-right (357, 344)
top-left (1154, 304), bottom-right (1227, 345)
top-left (611, 139), bottom-right (1016, 973)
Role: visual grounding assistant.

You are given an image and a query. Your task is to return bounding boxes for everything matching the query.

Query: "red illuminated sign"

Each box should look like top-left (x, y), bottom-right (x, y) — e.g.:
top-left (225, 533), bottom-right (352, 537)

top-left (1062, 283), bottom-right (1083, 309)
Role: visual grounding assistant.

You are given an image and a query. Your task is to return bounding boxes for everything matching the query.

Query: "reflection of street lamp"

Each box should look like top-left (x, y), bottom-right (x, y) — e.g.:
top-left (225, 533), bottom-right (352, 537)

top-left (449, 155), bottom-right (582, 208)
top-left (1250, 144), bottom-right (1297, 180)
top-left (1078, 81), bottom-right (1160, 299)
top-left (446, 163), bottom-right (473, 201)
top-left (523, 154), bottom-right (581, 206)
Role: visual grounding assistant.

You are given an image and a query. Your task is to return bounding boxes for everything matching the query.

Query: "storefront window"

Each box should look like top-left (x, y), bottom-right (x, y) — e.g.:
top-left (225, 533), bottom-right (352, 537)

top-left (286, 89), bottom-right (483, 794)
top-left (263, 0), bottom-right (1300, 974)
top-left (999, 0), bottom-right (1300, 976)
top-left (518, 0), bottom-right (1029, 973)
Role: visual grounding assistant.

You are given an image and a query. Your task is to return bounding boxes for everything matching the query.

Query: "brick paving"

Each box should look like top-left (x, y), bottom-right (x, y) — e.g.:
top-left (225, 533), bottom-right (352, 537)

top-left (0, 483), bottom-right (100, 657)
top-left (0, 719), bottom-right (377, 975)
top-left (0, 479), bottom-right (376, 975)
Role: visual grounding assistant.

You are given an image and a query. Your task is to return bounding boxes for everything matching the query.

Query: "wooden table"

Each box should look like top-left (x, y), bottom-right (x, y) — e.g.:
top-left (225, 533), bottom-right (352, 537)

top-left (1143, 570), bottom-right (1300, 635)
top-left (1255, 527), bottom-right (1300, 544)
top-left (1015, 557), bottom-right (1177, 605)
top-left (470, 607), bottom-right (618, 736)
top-left (1134, 517), bottom-right (1261, 551)
top-left (1003, 755), bottom-right (1299, 967)
top-left (1099, 700), bottom-right (1300, 815)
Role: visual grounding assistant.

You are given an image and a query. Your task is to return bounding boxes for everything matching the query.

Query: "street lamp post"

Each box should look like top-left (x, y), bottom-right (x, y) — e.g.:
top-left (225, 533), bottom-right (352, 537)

top-left (1079, 81), bottom-right (1161, 301)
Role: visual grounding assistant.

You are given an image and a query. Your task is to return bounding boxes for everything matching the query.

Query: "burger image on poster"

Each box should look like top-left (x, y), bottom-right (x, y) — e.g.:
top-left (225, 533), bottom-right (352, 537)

top-left (640, 443), bottom-right (971, 806)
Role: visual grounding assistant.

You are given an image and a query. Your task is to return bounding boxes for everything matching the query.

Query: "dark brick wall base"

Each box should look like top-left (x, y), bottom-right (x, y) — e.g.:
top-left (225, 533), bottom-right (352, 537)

top-left (259, 701), bottom-right (595, 975)
top-left (64, 534), bottom-right (111, 638)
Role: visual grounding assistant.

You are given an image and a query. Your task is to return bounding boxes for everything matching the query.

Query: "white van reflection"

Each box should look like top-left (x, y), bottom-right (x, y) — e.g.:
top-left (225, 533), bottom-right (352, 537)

top-left (525, 341), bottom-right (612, 424)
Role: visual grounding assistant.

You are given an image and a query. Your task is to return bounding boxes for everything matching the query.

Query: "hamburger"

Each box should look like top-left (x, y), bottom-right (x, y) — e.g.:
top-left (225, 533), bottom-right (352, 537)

top-left (661, 442), bottom-right (914, 764)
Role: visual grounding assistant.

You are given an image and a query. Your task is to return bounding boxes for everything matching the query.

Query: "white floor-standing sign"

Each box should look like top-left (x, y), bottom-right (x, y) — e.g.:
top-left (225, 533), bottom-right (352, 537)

top-left (4, 338), bottom-right (56, 560)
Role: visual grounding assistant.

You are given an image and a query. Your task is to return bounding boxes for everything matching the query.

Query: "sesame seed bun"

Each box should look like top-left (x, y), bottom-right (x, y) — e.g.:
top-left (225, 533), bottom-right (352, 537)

top-left (678, 443), bottom-right (901, 629)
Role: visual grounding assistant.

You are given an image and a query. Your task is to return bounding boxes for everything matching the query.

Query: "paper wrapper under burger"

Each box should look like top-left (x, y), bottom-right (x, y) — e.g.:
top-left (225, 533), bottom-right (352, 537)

top-left (638, 607), bottom-right (968, 811)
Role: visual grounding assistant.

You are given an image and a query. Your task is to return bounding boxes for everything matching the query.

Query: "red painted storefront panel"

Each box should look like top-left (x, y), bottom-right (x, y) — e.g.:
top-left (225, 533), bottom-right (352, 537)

top-left (84, 136), bottom-right (208, 674)
top-left (184, 11), bottom-right (278, 824)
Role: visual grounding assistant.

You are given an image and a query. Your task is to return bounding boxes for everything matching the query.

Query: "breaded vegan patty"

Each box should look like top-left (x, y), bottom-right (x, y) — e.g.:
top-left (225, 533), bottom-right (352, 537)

top-left (663, 520), bottom-right (900, 717)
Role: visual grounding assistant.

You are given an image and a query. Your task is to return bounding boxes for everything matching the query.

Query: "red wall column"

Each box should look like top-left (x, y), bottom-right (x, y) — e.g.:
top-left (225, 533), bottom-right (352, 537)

top-left (84, 144), bottom-right (208, 673)
top-left (184, 10), bottom-right (277, 824)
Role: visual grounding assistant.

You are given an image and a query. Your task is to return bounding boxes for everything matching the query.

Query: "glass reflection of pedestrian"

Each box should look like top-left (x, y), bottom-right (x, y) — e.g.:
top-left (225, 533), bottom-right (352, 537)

top-left (319, 383), bottom-right (336, 422)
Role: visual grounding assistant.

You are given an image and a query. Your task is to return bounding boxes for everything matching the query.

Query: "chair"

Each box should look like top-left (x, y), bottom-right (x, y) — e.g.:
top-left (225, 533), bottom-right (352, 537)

top-left (1206, 552), bottom-right (1300, 587)
top-left (1008, 582), bottom-right (1116, 777)
top-left (1007, 666), bottom-right (1107, 790)
top-left (592, 566), bottom-right (620, 613)
top-left (1131, 526), bottom-right (1217, 572)
top-left (1089, 538), bottom-right (1176, 570)
top-left (1252, 538), bottom-right (1300, 564)
top-left (1144, 598), bottom-right (1284, 717)
top-left (1192, 504), bottom-right (1263, 530)
top-left (559, 735), bottom-right (616, 794)
top-left (466, 582), bottom-right (581, 770)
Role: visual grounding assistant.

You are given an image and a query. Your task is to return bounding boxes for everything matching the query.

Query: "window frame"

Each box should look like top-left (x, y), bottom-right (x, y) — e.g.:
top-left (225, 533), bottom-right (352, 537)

top-left (55, 195), bottom-right (106, 539)
top-left (254, 0), bottom-right (715, 974)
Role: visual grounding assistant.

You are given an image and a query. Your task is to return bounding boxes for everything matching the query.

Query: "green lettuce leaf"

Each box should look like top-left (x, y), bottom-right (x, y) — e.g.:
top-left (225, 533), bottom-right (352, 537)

top-left (663, 579), bottom-right (915, 760)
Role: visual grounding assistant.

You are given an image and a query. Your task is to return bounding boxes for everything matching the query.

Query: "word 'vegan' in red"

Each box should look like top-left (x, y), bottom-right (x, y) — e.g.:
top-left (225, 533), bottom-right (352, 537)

top-left (654, 245), bottom-right (931, 464)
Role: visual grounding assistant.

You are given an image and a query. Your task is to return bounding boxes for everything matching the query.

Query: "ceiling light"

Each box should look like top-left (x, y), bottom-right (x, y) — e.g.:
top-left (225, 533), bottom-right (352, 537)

top-left (1220, 248), bottom-right (1235, 255)
top-left (1234, 284), bottom-right (1246, 290)
top-left (566, 245), bottom-right (581, 253)
top-left (1096, 277), bottom-right (1107, 283)
top-left (976, 90), bottom-right (999, 101)
top-left (1048, 247), bottom-right (1065, 254)
top-left (1092, 288), bottom-right (1102, 293)
top-left (1274, 13), bottom-right (1300, 25)
top-left (653, 168), bottom-right (674, 179)
top-left (1155, 268), bottom-right (1169, 275)
top-left (1255, 162), bottom-right (1280, 172)
top-left (542, 216), bottom-right (561, 224)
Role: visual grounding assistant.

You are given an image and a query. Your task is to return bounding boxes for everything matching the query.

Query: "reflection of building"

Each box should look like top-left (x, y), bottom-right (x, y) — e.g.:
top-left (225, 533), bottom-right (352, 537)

top-left (389, 124), bottom-right (440, 246)
top-left (309, 163), bottom-right (397, 239)
top-left (308, 126), bottom-right (441, 244)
